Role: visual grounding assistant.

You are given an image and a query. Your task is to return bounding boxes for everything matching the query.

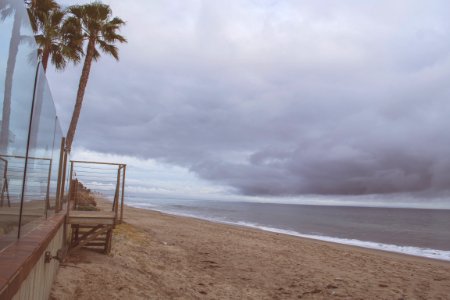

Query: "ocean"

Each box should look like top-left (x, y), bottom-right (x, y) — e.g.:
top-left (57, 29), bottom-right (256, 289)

top-left (126, 197), bottom-right (450, 261)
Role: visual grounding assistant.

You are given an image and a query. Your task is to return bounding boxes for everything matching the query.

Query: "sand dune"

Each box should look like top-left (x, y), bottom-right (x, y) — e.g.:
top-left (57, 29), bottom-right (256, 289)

top-left (51, 205), bottom-right (450, 299)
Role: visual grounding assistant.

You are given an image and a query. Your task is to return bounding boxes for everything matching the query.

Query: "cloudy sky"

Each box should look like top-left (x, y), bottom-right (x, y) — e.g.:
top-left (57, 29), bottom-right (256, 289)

top-left (47, 0), bottom-right (450, 204)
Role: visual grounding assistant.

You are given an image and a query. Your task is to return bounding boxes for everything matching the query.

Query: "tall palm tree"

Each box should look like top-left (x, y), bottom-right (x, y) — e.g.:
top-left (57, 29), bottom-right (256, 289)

top-left (26, 0), bottom-right (82, 151)
top-left (28, 0), bottom-right (82, 72)
top-left (0, 0), bottom-right (25, 152)
top-left (64, 2), bottom-right (126, 151)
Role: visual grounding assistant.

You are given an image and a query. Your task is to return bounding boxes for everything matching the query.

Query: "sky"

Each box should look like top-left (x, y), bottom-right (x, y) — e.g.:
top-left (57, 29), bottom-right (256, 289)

top-left (47, 0), bottom-right (450, 205)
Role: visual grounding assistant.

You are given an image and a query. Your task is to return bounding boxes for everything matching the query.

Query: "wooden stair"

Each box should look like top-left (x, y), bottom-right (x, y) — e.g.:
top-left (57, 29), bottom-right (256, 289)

top-left (68, 211), bottom-right (115, 254)
top-left (70, 224), bottom-right (113, 254)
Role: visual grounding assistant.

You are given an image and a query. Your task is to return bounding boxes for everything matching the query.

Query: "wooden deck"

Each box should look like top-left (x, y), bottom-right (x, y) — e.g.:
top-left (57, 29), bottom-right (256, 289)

top-left (65, 161), bottom-right (126, 255)
top-left (68, 211), bottom-right (115, 254)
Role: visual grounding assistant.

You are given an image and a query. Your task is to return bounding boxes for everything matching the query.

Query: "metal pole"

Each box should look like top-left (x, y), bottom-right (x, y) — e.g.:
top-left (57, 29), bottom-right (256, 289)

top-left (120, 164), bottom-right (126, 223)
top-left (18, 61), bottom-right (41, 239)
top-left (1, 154), bottom-right (52, 161)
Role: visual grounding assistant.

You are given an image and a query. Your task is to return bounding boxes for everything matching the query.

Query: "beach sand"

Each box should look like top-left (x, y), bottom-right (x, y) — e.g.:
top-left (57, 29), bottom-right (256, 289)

top-left (50, 205), bottom-right (450, 299)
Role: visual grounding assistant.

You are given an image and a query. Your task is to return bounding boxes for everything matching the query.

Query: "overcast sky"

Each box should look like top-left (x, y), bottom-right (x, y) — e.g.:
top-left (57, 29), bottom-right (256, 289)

top-left (47, 0), bottom-right (450, 202)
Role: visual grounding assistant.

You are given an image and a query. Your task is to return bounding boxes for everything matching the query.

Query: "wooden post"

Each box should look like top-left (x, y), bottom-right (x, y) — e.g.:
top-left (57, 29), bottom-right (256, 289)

top-left (59, 148), bottom-right (69, 210)
top-left (0, 158), bottom-right (10, 207)
top-left (70, 160), bottom-right (124, 166)
top-left (73, 179), bottom-right (79, 210)
top-left (63, 161), bottom-right (74, 253)
top-left (45, 159), bottom-right (52, 218)
top-left (66, 162), bottom-right (74, 216)
top-left (55, 137), bottom-right (65, 212)
top-left (113, 167), bottom-right (121, 225)
top-left (105, 227), bottom-right (113, 254)
top-left (120, 164), bottom-right (126, 223)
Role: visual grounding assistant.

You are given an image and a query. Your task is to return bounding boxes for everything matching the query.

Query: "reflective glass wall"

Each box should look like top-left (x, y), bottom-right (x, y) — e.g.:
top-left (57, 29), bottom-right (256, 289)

top-left (0, 1), bottom-right (65, 247)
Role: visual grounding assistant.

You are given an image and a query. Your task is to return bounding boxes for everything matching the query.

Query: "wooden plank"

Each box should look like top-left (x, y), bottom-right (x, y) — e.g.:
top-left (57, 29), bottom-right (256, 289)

top-left (85, 240), bottom-right (106, 243)
top-left (70, 160), bottom-right (125, 166)
top-left (68, 211), bottom-right (115, 218)
top-left (67, 210), bottom-right (115, 225)
top-left (67, 217), bottom-right (114, 225)
top-left (75, 225), bottom-right (106, 229)
top-left (85, 243), bottom-right (106, 247)
top-left (105, 229), bottom-right (113, 254)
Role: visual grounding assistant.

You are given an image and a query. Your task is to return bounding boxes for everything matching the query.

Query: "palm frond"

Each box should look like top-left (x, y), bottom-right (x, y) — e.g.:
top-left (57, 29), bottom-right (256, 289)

top-left (102, 30), bottom-right (126, 44)
top-left (28, 1), bottom-right (83, 71)
top-left (67, 5), bottom-right (84, 19)
top-left (97, 39), bottom-right (119, 60)
top-left (61, 43), bottom-right (82, 65)
top-left (51, 49), bottom-right (66, 70)
top-left (50, 9), bottom-right (64, 25)
top-left (92, 46), bottom-right (100, 61)
top-left (66, 2), bottom-right (126, 63)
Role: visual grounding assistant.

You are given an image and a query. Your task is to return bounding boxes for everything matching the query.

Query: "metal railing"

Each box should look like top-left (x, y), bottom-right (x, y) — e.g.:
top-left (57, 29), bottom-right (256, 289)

top-left (68, 160), bottom-right (126, 224)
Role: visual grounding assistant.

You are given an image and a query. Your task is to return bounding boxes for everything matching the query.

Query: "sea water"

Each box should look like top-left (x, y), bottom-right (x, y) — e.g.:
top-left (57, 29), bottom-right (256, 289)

top-left (127, 197), bottom-right (450, 261)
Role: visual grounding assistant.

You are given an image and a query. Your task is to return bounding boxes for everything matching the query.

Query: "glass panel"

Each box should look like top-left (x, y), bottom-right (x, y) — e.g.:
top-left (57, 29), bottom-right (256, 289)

top-left (22, 68), bottom-right (61, 227)
top-left (0, 1), bottom-right (65, 245)
top-left (0, 1), bottom-right (36, 244)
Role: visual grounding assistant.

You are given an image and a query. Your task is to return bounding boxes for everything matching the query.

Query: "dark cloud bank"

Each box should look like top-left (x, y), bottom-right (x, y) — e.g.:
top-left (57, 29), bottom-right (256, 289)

top-left (50, 0), bottom-right (450, 197)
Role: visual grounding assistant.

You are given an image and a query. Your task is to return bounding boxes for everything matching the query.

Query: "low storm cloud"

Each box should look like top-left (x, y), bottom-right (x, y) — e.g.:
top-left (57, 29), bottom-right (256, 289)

top-left (49, 0), bottom-right (450, 196)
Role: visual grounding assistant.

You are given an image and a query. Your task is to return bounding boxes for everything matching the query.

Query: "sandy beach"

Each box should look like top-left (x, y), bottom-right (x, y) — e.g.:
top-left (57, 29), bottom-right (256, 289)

top-left (50, 205), bottom-right (450, 299)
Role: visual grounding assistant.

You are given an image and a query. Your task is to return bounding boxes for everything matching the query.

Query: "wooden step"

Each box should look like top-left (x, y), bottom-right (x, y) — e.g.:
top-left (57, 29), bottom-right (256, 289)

top-left (85, 243), bottom-right (107, 247)
top-left (69, 224), bottom-right (113, 254)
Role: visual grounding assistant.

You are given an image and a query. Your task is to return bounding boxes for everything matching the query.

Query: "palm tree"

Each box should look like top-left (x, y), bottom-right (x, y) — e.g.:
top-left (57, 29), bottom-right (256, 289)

top-left (28, 0), bottom-right (82, 72)
top-left (64, 2), bottom-right (126, 151)
top-left (0, 0), bottom-right (25, 152)
top-left (26, 0), bottom-right (82, 150)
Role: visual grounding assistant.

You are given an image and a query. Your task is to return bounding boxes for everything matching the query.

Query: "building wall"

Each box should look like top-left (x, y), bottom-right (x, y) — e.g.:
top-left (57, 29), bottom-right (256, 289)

top-left (0, 213), bottom-right (66, 299)
top-left (12, 224), bottom-right (63, 300)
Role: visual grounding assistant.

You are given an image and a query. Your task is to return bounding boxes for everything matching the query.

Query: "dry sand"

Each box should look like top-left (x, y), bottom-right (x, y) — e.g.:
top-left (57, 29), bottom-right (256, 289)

top-left (50, 205), bottom-right (450, 299)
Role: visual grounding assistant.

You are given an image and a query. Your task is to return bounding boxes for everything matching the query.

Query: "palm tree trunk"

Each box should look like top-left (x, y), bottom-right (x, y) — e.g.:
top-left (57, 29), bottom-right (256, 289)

top-left (41, 48), bottom-right (50, 72)
top-left (1, 12), bottom-right (22, 153)
top-left (66, 38), bottom-right (95, 151)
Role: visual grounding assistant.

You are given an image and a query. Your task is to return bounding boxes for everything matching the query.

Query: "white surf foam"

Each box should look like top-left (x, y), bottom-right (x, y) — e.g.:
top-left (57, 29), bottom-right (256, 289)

top-left (127, 202), bottom-right (159, 208)
top-left (231, 221), bottom-right (450, 262)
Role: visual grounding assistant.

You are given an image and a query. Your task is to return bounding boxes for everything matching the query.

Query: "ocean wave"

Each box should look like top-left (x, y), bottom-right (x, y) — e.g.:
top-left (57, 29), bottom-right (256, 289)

top-left (127, 202), bottom-right (158, 208)
top-left (231, 221), bottom-right (450, 262)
